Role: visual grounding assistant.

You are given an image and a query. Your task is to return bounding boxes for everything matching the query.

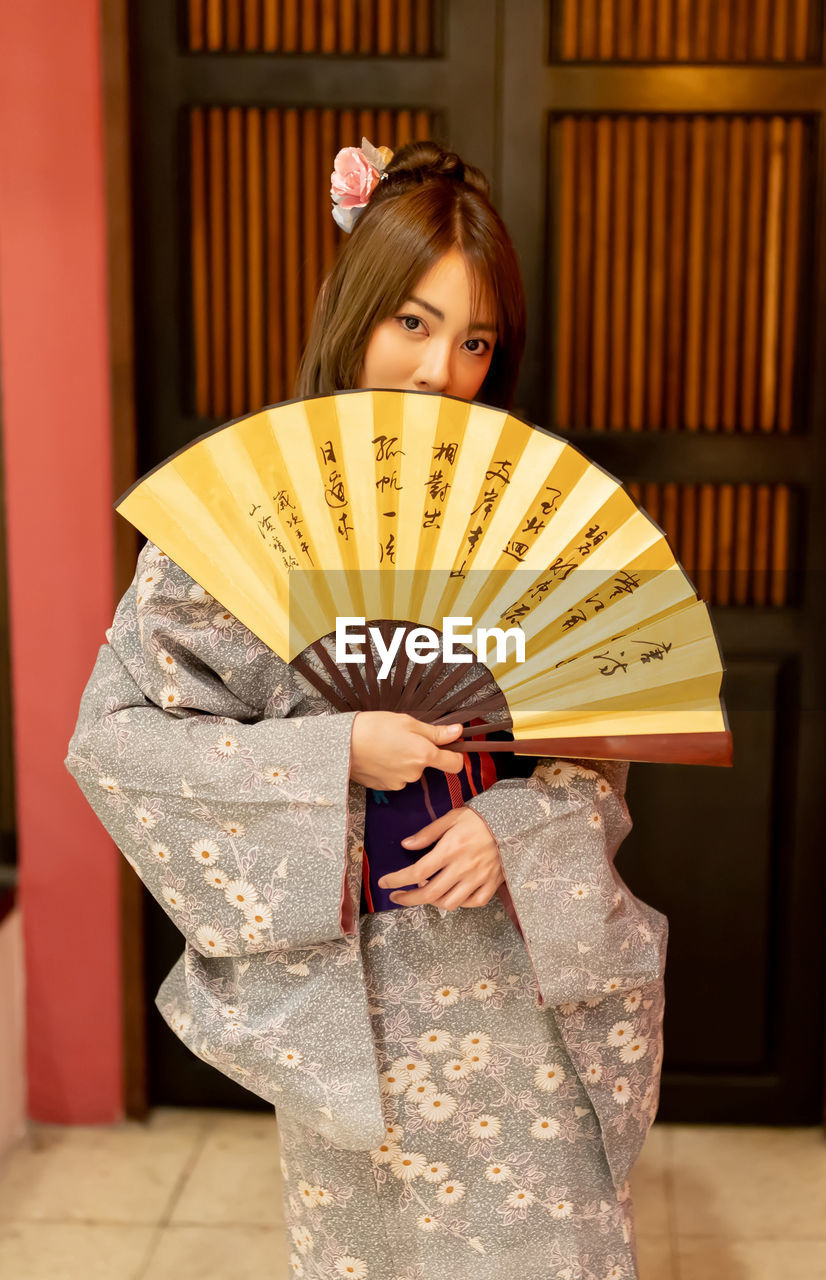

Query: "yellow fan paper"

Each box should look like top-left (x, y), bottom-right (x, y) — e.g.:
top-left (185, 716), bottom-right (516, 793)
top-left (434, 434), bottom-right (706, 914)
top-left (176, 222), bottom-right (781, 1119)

top-left (115, 389), bottom-right (732, 766)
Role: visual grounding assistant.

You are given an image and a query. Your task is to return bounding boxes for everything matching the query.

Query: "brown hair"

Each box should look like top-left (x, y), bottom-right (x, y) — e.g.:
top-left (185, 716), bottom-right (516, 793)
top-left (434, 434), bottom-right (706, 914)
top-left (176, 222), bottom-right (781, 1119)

top-left (293, 140), bottom-right (526, 410)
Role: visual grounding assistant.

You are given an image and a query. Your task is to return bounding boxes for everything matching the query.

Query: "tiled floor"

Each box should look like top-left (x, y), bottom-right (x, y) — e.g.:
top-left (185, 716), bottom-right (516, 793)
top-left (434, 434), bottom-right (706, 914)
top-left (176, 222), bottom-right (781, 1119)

top-left (0, 1110), bottom-right (825, 1278)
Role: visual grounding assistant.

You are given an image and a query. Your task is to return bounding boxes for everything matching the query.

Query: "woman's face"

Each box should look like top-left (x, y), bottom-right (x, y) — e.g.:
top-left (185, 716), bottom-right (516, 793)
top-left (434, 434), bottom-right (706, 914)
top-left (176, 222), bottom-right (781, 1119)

top-left (357, 246), bottom-right (497, 403)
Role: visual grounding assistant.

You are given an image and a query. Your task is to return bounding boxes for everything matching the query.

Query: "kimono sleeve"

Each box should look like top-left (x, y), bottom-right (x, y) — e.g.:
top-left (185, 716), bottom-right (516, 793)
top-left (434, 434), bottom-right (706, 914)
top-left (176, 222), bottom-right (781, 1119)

top-left (64, 540), bottom-right (360, 957)
top-left (464, 756), bottom-right (668, 1009)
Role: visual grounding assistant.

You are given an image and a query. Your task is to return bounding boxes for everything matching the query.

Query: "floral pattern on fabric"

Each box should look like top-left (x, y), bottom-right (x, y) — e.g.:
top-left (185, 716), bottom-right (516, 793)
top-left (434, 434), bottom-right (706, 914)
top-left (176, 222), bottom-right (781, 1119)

top-left (65, 538), bottom-right (668, 1257)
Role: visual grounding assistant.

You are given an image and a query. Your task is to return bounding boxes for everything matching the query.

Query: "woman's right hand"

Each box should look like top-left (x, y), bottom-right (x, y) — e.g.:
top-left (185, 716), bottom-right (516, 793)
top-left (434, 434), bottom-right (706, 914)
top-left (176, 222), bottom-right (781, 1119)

top-left (349, 711), bottom-right (466, 790)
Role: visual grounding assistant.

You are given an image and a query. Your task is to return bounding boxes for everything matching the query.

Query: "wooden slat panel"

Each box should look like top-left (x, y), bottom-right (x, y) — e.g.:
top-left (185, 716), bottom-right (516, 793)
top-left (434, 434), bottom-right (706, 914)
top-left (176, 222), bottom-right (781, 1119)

top-left (551, 113), bottom-right (810, 435)
top-left (190, 106), bottom-right (435, 412)
top-left (553, 0), bottom-right (817, 61)
top-left (187, 0), bottom-right (436, 52)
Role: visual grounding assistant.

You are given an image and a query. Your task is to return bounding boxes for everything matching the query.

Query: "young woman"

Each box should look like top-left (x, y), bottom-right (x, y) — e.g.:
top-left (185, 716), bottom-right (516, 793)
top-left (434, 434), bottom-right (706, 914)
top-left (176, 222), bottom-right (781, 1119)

top-left (66, 140), bottom-right (668, 1279)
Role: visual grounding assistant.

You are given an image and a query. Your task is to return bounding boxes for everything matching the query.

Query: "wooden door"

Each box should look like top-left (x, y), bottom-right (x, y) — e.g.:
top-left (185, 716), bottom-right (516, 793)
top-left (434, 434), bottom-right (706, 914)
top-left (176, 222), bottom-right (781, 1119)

top-left (126, 0), bottom-right (826, 1120)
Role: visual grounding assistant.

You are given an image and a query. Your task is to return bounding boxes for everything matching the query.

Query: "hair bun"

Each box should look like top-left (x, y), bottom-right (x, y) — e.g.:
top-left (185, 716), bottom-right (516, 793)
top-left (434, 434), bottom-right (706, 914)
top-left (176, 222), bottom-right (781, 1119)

top-left (384, 140), bottom-right (490, 199)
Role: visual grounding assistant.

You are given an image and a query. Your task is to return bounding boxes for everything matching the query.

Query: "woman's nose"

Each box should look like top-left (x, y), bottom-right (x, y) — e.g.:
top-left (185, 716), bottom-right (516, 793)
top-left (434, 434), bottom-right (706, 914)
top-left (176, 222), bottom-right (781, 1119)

top-left (414, 342), bottom-right (451, 393)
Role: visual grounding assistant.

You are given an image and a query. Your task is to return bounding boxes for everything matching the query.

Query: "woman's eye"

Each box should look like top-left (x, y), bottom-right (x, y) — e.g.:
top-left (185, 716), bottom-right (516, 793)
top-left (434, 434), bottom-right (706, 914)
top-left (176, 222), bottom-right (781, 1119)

top-left (397, 314), bottom-right (425, 333)
top-left (463, 337), bottom-right (490, 355)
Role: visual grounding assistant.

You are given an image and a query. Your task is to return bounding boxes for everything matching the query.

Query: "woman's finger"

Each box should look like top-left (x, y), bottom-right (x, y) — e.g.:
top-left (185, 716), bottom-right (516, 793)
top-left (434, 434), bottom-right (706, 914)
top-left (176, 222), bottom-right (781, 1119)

top-left (388, 862), bottom-right (464, 905)
top-left (431, 879), bottom-right (480, 911)
top-left (400, 809), bottom-right (459, 849)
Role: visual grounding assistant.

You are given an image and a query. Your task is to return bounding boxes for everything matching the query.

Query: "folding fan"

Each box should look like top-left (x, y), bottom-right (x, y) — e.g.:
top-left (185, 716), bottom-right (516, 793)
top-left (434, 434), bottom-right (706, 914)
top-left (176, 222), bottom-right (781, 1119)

top-left (114, 389), bottom-right (732, 766)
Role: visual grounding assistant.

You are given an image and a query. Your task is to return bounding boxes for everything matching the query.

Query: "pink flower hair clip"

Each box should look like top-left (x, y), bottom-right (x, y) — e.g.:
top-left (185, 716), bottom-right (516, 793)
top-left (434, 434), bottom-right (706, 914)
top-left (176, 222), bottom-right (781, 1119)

top-left (330, 136), bottom-right (394, 233)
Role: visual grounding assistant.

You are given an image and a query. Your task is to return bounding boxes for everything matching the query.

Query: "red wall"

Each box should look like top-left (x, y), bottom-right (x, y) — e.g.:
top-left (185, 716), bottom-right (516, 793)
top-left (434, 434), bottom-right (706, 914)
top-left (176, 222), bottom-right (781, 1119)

top-left (0, 1), bottom-right (122, 1120)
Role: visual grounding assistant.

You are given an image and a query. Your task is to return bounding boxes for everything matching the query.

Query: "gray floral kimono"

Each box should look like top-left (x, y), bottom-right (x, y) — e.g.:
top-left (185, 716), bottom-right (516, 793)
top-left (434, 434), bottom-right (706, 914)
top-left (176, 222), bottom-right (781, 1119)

top-left (65, 539), bottom-right (668, 1280)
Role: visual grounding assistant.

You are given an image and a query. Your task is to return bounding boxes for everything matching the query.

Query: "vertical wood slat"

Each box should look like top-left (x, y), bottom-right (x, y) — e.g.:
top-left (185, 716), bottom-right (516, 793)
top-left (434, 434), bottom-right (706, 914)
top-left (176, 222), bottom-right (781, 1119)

top-left (243, 0), bottom-right (260, 51)
top-left (574, 118), bottom-right (594, 427)
top-left (282, 0), bottom-right (299, 52)
top-left (591, 116), bottom-right (611, 429)
top-left (282, 108), bottom-right (301, 386)
top-left (206, 0), bottom-right (223, 49)
top-left (246, 109), bottom-right (264, 413)
top-left (732, 0), bottom-right (751, 60)
top-left (598, 0), bottom-right (614, 57)
top-left (320, 0), bottom-right (338, 53)
top-left (301, 109), bottom-right (320, 344)
top-left (320, 109), bottom-right (338, 276)
top-left (647, 117), bottom-right (667, 429)
top-left (734, 483), bottom-right (752, 604)
top-left (741, 118), bottom-right (766, 432)
top-left (703, 117), bottom-right (726, 430)
top-left (265, 109), bottom-right (283, 405)
top-left (684, 115), bottom-right (707, 431)
top-left (753, 485), bottom-right (771, 605)
top-left (722, 117), bottom-right (746, 432)
top-left (665, 117), bottom-right (688, 430)
top-left (189, 0), bottom-right (206, 50)
top-left (551, 113), bottom-right (809, 434)
top-left (225, 0), bottom-right (242, 50)
top-left (358, 0), bottom-right (375, 53)
top-left (300, 0), bottom-right (317, 52)
top-left (778, 119), bottom-right (804, 432)
top-left (262, 0), bottom-right (279, 50)
top-left (552, 0), bottom-right (816, 61)
top-left (377, 0), bottom-right (394, 54)
top-left (554, 118), bottom-right (576, 428)
top-left (771, 485), bottom-right (790, 603)
top-left (761, 118), bottom-right (785, 431)
top-left (629, 116), bottom-right (648, 429)
top-left (190, 111), bottom-right (210, 416)
top-left (609, 116), bottom-right (630, 428)
top-left (208, 107), bottom-right (227, 419)
top-left (227, 107), bottom-right (245, 418)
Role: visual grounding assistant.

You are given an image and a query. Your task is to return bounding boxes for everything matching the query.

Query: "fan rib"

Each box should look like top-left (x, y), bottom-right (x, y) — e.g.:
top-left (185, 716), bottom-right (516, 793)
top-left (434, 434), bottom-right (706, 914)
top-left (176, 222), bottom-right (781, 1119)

top-left (415, 663), bottom-right (482, 718)
top-left (341, 642), bottom-right (374, 709)
top-left (423, 673), bottom-right (504, 723)
top-left (308, 642), bottom-right (361, 710)
top-left (290, 654), bottom-right (354, 712)
top-left (395, 652), bottom-right (448, 713)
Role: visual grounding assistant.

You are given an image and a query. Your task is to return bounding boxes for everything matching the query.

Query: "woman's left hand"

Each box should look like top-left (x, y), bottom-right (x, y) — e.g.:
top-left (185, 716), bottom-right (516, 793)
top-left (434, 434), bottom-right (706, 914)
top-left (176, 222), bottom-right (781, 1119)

top-left (377, 807), bottom-right (504, 911)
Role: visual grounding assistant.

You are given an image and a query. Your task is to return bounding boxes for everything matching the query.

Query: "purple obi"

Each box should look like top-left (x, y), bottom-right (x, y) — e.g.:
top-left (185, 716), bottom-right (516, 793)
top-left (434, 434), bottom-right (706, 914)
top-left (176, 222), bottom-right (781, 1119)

top-left (360, 725), bottom-right (537, 914)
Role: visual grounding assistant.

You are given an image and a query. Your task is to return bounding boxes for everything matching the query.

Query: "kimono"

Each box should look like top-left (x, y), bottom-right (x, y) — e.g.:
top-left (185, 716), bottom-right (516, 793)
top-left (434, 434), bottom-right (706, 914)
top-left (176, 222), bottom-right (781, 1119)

top-left (65, 538), bottom-right (669, 1280)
